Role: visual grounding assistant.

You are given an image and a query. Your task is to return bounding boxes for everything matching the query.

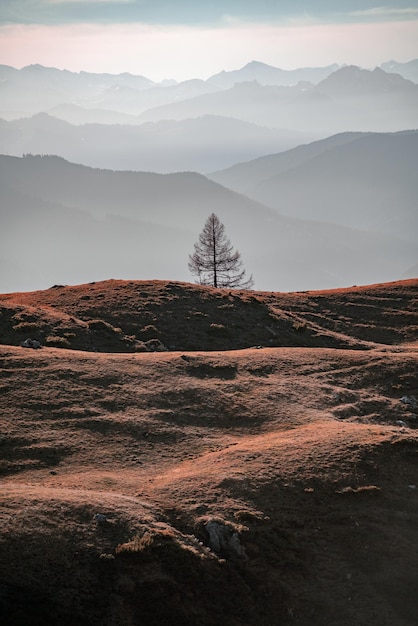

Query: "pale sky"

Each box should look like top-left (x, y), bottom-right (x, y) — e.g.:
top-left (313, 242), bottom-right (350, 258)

top-left (0, 1), bottom-right (418, 81)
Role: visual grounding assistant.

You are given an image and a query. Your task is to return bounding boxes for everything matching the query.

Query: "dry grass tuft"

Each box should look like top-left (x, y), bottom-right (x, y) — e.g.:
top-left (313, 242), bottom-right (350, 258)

top-left (336, 485), bottom-right (382, 495)
top-left (116, 531), bottom-right (154, 554)
top-left (45, 335), bottom-right (70, 348)
top-left (12, 321), bottom-right (43, 333)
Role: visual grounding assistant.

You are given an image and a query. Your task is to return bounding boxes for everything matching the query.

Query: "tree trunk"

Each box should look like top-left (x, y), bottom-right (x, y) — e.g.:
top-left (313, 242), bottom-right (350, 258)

top-left (212, 229), bottom-right (217, 288)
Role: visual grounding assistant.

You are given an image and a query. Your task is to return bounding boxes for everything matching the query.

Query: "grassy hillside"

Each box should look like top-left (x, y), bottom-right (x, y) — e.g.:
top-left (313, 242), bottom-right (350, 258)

top-left (1, 339), bottom-right (417, 625)
top-left (1, 278), bottom-right (418, 353)
top-left (1, 278), bottom-right (418, 625)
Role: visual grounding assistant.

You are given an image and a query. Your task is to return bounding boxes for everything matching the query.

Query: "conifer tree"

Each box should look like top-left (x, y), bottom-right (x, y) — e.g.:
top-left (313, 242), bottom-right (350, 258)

top-left (188, 213), bottom-right (253, 289)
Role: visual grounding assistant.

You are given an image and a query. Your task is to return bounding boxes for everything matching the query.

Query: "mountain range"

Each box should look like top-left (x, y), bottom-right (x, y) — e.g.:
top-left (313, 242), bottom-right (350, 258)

top-left (0, 113), bottom-right (316, 174)
top-left (0, 59), bottom-right (417, 293)
top-left (1, 59), bottom-right (417, 121)
top-left (206, 60), bottom-right (341, 88)
top-left (136, 66), bottom-right (418, 133)
top-left (1, 64), bottom-right (417, 173)
top-left (0, 61), bottom-right (340, 118)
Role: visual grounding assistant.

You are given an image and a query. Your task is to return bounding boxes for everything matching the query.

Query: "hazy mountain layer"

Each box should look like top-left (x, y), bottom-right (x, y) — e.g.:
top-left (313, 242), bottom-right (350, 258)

top-left (1, 64), bottom-right (416, 176)
top-left (0, 62), bottom-right (341, 118)
top-left (0, 155), bottom-right (416, 294)
top-left (207, 61), bottom-right (341, 88)
top-left (137, 66), bottom-right (418, 133)
top-left (210, 132), bottom-right (365, 194)
top-left (1, 61), bottom-right (416, 121)
top-left (381, 59), bottom-right (418, 83)
top-left (0, 61), bottom-right (348, 119)
top-left (211, 130), bottom-right (418, 243)
top-left (0, 63), bottom-right (155, 115)
top-left (0, 114), bottom-right (316, 174)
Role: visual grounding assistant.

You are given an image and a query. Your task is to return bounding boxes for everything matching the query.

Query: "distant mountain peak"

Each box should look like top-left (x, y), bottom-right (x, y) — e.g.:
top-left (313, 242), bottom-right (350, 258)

top-left (23, 64), bottom-right (60, 73)
top-left (208, 62), bottom-right (342, 88)
top-left (243, 60), bottom-right (278, 70)
top-left (317, 65), bottom-right (417, 95)
top-left (380, 58), bottom-right (418, 83)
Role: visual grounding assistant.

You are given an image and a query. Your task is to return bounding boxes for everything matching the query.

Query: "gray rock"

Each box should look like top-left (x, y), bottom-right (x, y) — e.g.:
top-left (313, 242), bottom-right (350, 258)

top-left (205, 519), bottom-right (246, 558)
top-left (20, 338), bottom-right (41, 349)
top-left (400, 395), bottom-right (417, 409)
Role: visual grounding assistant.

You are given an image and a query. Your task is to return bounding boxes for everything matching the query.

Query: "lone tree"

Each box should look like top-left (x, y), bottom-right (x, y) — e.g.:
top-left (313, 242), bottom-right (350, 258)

top-left (188, 213), bottom-right (253, 289)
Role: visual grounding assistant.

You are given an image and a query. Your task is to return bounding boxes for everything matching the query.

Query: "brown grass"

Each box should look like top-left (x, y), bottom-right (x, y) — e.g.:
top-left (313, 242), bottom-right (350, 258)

top-left (1, 277), bottom-right (417, 352)
top-left (0, 278), bottom-right (418, 625)
top-left (116, 531), bottom-right (155, 554)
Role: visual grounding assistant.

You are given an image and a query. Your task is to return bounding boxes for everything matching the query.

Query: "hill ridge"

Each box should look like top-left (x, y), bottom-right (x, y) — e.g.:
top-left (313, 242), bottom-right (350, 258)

top-left (1, 278), bottom-right (417, 353)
